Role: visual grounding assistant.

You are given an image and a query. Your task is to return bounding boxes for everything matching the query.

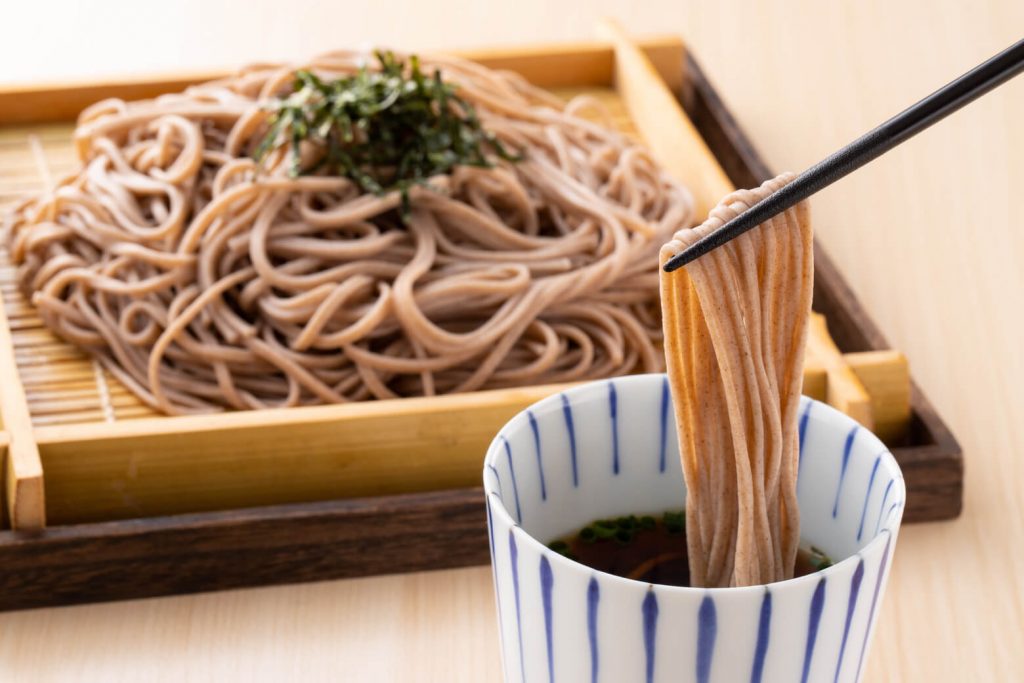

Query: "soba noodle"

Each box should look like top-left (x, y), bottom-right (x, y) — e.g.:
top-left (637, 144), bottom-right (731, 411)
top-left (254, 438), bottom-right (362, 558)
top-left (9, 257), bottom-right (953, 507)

top-left (660, 173), bottom-right (813, 587)
top-left (4, 51), bottom-right (693, 414)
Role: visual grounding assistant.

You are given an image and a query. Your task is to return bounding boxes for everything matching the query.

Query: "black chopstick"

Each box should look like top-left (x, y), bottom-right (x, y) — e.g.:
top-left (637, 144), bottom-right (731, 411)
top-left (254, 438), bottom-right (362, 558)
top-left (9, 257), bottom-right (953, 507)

top-left (663, 37), bottom-right (1024, 273)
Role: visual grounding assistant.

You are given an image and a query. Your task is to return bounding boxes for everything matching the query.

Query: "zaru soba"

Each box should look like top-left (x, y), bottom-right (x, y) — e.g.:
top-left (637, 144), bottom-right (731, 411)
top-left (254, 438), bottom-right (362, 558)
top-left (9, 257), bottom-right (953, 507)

top-left (4, 51), bottom-right (693, 414)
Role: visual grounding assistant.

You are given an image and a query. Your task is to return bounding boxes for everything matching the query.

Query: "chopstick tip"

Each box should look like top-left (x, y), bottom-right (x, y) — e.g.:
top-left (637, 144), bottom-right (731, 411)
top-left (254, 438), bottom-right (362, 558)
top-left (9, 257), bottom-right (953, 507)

top-left (662, 250), bottom-right (691, 273)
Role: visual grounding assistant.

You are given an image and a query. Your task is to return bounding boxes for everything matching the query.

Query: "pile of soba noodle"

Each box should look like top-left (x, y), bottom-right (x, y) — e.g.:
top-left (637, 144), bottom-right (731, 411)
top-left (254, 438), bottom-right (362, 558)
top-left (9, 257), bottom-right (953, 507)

top-left (660, 173), bottom-right (813, 587)
top-left (4, 50), bottom-right (694, 414)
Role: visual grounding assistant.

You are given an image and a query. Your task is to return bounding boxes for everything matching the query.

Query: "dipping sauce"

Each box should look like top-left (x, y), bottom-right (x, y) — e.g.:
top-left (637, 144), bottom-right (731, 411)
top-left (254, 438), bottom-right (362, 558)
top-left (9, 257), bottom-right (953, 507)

top-left (548, 512), bottom-right (832, 587)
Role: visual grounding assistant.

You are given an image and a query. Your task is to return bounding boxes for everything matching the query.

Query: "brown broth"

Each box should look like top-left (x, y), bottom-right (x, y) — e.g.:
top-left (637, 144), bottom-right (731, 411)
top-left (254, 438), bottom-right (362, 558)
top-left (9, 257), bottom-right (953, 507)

top-left (548, 512), bottom-right (831, 587)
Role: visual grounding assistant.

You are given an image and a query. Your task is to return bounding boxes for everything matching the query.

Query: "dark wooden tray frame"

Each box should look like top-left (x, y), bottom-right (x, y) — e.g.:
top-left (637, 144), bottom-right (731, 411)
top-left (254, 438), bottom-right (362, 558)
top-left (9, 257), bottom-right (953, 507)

top-left (0, 52), bottom-right (962, 612)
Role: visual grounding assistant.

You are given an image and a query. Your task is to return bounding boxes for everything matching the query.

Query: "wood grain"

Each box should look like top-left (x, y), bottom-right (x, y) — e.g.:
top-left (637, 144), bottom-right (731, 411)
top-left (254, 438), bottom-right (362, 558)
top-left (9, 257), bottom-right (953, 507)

top-left (0, 487), bottom-right (488, 611)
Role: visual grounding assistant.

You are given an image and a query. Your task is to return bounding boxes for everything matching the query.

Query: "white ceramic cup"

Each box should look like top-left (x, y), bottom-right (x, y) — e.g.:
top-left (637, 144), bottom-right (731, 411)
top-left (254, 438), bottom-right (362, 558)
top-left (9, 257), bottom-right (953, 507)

top-left (484, 373), bottom-right (904, 683)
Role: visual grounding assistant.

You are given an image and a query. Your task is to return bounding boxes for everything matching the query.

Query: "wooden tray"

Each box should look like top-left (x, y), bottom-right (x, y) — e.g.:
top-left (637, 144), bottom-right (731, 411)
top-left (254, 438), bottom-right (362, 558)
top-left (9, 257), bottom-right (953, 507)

top-left (0, 36), bottom-right (961, 611)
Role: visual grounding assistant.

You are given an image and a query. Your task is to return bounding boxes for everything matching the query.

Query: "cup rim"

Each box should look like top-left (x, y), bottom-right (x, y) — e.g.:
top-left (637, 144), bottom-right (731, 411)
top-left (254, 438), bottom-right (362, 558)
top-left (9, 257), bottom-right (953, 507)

top-left (484, 373), bottom-right (906, 595)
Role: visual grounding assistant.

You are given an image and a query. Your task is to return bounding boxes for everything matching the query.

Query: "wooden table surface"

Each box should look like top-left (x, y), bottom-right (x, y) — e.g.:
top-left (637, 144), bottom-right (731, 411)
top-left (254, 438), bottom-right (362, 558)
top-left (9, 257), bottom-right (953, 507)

top-left (1, 1), bottom-right (1022, 680)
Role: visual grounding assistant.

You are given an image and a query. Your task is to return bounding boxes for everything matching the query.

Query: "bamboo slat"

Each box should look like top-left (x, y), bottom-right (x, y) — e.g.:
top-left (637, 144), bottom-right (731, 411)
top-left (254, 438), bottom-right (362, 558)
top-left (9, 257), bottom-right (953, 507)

top-left (0, 296), bottom-right (44, 529)
top-left (806, 312), bottom-right (875, 429)
top-left (33, 356), bottom-right (898, 524)
top-left (846, 350), bottom-right (911, 443)
top-left (597, 19), bottom-right (732, 220)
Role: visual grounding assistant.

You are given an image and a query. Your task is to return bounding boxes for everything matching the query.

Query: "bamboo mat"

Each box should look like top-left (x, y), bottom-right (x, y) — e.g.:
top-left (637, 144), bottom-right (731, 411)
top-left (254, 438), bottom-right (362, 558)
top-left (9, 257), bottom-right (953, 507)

top-left (0, 123), bottom-right (161, 426)
top-left (0, 88), bottom-right (636, 428)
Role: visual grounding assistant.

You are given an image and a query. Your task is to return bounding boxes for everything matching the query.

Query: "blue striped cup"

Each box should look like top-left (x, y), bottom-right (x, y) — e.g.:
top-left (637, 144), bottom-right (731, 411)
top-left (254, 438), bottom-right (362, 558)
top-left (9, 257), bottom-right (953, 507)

top-left (484, 373), bottom-right (904, 683)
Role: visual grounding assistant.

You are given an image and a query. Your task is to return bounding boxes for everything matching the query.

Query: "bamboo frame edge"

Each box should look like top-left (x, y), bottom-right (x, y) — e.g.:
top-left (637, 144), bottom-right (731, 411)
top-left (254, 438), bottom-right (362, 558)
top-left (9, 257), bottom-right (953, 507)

top-left (0, 36), bottom-right (685, 126)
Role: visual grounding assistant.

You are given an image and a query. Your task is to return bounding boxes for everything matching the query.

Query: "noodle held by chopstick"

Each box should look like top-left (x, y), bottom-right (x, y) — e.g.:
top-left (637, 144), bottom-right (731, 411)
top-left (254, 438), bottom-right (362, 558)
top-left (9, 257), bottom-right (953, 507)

top-left (4, 50), bottom-right (693, 414)
top-left (660, 173), bottom-right (813, 587)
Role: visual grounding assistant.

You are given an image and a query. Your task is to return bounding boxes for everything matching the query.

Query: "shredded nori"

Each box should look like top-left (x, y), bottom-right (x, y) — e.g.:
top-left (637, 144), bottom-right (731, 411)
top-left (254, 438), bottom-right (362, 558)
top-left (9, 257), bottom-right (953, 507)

top-left (254, 51), bottom-right (520, 218)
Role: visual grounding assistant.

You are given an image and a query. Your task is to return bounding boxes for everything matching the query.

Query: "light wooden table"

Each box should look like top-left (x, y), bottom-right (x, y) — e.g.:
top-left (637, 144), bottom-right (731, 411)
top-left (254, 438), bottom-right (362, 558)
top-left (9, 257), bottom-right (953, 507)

top-left (1, 1), bottom-right (1022, 680)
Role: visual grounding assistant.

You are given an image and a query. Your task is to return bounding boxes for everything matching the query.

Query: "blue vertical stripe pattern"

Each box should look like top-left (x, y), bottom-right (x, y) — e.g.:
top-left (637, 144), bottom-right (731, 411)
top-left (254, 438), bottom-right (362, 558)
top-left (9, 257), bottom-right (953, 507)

top-left (540, 556), bottom-right (555, 683)
top-left (503, 436), bottom-right (523, 524)
top-left (527, 410), bottom-right (547, 501)
top-left (486, 498), bottom-right (497, 558)
top-left (854, 533), bottom-right (893, 683)
top-left (874, 479), bottom-right (894, 536)
top-left (834, 558), bottom-right (866, 683)
top-left (659, 376), bottom-right (670, 473)
top-left (486, 497), bottom-right (508, 664)
top-left (697, 596), bottom-right (718, 683)
top-left (642, 590), bottom-right (659, 683)
top-left (833, 426), bottom-right (859, 517)
top-left (508, 529), bottom-right (526, 683)
top-left (750, 589), bottom-right (772, 683)
top-left (884, 500), bottom-right (904, 524)
top-left (798, 400), bottom-right (813, 462)
top-left (797, 400), bottom-right (813, 492)
top-left (857, 455), bottom-right (882, 541)
top-left (561, 393), bottom-right (579, 487)
top-left (608, 382), bottom-right (620, 475)
top-left (487, 464), bottom-right (504, 501)
top-left (587, 577), bottom-right (600, 683)
top-left (801, 577), bottom-right (827, 683)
